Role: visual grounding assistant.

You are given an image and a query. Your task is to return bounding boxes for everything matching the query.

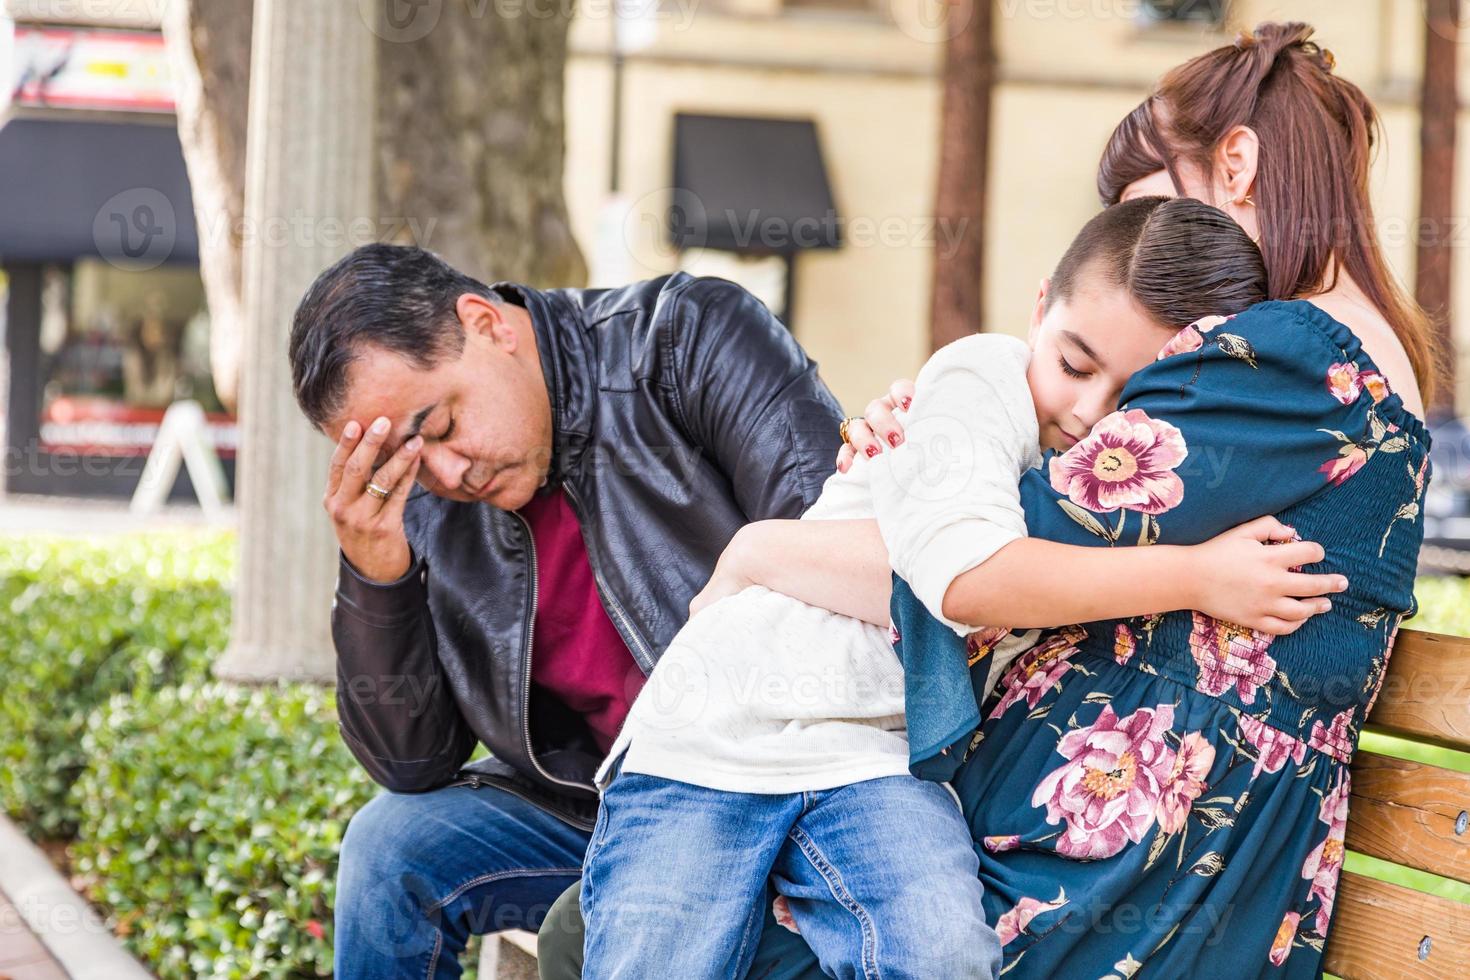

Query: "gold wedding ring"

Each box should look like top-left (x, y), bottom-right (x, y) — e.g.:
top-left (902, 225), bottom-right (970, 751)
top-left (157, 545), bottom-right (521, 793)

top-left (838, 416), bottom-right (863, 445)
top-left (366, 481), bottom-right (393, 500)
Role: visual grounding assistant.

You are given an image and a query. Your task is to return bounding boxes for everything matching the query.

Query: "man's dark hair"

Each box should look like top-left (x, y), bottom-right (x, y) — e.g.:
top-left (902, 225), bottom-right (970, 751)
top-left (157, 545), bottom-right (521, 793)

top-left (1047, 196), bottom-right (1268, 327)
top-left (289, 244), bottom-right (498, 429)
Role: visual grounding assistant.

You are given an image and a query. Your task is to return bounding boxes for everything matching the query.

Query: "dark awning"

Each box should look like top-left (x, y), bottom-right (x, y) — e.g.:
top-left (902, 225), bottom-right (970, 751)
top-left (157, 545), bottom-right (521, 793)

top-left (670, 113), bottom-right (840, 255)
top-left (0, 115), bottom-right (198, 265)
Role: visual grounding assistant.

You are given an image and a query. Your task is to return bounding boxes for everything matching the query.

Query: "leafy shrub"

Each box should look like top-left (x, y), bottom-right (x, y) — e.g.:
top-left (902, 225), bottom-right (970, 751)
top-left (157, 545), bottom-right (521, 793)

top-left (1413, 575), bottom-right (1470, 636)
top-left (69, 681), bottom-right (378, 979)
top-left (0, 532), bottom-right (233, 834)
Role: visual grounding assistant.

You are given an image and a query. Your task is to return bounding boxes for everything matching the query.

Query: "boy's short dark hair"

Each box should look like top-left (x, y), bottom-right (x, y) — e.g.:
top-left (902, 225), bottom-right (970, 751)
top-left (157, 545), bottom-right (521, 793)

top-left (1048, 196), bottom-right (1268, 327)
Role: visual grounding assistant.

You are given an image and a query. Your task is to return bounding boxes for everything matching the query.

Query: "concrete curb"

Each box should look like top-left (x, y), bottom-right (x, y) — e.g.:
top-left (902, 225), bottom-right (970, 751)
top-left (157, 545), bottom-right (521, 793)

top-left (0, 815), bottom-right (154, 979)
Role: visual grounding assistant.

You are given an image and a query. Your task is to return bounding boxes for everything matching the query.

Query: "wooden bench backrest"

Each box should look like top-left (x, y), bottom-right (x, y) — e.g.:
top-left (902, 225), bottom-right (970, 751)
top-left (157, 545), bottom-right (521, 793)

top-left (1325, 629), bottom-right (1470, 979)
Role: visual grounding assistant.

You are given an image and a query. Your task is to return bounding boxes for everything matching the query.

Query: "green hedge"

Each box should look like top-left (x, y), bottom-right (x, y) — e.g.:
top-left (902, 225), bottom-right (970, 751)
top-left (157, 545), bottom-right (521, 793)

top-left (1412, 574), bottom-right (1470, 636)
top-left (70, 682), bottom-right (377, 979)
top-left (0, 532), bottom-right (233, 835)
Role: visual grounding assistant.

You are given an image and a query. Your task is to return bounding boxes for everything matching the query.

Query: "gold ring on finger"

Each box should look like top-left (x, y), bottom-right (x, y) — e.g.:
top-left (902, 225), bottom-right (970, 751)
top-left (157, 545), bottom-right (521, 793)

top-left (838, 416), bottom-right (863, 445)
top-left (366, 481), bottom-right (393, 500)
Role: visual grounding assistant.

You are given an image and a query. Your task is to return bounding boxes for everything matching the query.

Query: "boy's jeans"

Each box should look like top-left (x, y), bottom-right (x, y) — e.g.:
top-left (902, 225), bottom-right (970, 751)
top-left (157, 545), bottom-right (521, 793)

top-left (581, 762), bottom-right (1002, 980)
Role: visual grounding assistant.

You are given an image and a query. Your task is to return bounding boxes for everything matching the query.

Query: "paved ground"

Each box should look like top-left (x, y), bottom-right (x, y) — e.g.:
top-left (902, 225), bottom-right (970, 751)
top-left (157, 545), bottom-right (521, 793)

top-left (0, 889), bottom-right (67, 980)
top-left (0, 493), bottom-right (234, 536)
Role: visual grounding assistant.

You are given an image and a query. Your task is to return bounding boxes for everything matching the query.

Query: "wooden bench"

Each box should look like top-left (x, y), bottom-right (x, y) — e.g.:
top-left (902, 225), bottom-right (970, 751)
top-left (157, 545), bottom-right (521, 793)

top-left (1326, 628), bottom-right (1470, 979)
top-left (478, 628), bottom-right (1470, 978)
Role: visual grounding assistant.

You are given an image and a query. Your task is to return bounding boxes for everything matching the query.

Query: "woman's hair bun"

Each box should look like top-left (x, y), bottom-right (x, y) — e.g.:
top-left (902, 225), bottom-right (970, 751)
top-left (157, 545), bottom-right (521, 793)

top-left (1236, 21), bottom-right (1336, 76)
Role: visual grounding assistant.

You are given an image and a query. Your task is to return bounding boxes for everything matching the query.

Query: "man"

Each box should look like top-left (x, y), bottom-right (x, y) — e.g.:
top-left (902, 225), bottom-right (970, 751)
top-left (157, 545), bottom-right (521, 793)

top-left (288, 244), bottom-right (845, 976)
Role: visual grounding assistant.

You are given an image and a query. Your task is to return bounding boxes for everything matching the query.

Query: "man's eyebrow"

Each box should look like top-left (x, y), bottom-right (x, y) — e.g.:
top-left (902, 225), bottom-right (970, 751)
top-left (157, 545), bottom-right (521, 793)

top-left (404, 402), bottom-right (438, 442)
top-left (1059, 330), bottom-right (1106, 368)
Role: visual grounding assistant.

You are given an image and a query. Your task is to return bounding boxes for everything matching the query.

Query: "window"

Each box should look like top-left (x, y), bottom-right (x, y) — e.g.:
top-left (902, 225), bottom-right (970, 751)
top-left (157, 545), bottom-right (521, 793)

top-left (1141, 0), bottom-right (1227, 24)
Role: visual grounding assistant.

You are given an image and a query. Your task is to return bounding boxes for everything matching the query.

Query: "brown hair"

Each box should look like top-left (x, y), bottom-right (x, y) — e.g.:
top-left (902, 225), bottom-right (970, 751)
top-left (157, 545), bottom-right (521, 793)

top-left (1098, 21), bottom-right (1441, 406)
top-left (1048, 196), bottom-right (1267, 328)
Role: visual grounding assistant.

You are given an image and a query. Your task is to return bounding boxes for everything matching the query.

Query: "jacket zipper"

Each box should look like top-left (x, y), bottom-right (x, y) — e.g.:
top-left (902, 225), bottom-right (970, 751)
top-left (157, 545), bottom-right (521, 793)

top-left (562, 484), bottom-right (657, 674)
top-left (513, 510), bottom-right (594, 794)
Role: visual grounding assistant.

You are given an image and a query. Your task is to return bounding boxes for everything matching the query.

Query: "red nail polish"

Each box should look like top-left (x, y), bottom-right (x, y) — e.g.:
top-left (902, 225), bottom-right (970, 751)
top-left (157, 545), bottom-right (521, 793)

top-left (888, 432), bottom-right (902, 448)
top-left (866, 446), bottom-right (880, 458)
top-left (902, 397), bottom-right (912, 410)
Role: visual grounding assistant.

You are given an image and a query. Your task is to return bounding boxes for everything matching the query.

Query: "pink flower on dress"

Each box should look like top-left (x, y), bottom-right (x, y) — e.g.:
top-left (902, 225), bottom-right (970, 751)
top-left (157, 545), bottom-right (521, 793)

top-left (992, 626), bottom-right (1088, 717)
top-left (983, 834), bottom-right (1021, 854)
top-left (1032, 704), bottom-right (1178, 859)
top-left (1049, 409), bottom-right (1188, 515)
top-left (994, 890), bottom-right (1069, 947)
top-left (1307, 708), bottom-right (1355, 764)
top-left (1188, 612), bottom-right (1277, 705)
top-left (1237, 714), bottom-right (1307, 777)
top-left (1156, 326), bottom-right (1205, 361)
top-left (966, 625), bottom-right (1012, 667)
top-left (1319, 445), bottom-right (1369, 486)
top-left (1155, 731), bottom-right (1216, 834)
top-left (1327, 362), bottom-right (1363, 404)
top-left (1114, 623), bottom-right (1137, 666)
top-left (1270, 911), bottom-right (1301, 966)
top-left (1366, 624), bottom-right (1404, 717)
top-left (1361, 369), bottom-right (1392, 404)
top-left (1301, 772), bottom-right (1351, 934)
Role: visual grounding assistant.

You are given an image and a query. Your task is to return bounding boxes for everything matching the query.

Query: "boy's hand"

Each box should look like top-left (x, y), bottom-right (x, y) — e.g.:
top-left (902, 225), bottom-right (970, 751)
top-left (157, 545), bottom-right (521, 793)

top-left (1187, 516), bottom-right (1347, 635)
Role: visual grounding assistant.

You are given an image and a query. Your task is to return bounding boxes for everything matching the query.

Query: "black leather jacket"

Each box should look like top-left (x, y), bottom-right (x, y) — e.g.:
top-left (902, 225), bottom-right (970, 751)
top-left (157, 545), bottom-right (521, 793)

top-left (329, 273), bottom-right (845, 828)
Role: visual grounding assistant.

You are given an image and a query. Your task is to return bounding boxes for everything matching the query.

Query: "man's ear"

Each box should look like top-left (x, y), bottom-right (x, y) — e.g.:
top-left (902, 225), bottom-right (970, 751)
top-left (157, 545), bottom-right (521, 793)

top-left (456, 293), bottom-right (517, 352)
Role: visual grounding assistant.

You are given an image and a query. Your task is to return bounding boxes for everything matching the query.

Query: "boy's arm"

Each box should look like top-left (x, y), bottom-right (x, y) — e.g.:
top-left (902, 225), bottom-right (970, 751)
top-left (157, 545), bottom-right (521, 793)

top-left (722, 518), bottom-right (1201, 628)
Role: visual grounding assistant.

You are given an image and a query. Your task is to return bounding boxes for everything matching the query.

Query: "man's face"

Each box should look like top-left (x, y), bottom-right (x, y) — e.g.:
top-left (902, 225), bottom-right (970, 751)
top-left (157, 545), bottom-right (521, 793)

top-left (1025, 275), bottom-right (1176, 454)
top-left (325, 295), bottom-right (554, 510)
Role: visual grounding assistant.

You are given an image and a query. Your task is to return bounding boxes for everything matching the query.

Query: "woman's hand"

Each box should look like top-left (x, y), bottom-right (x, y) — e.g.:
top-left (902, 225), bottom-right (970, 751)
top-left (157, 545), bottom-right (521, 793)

top-left (835, 378), bottom-right (915, 473)
top-left (689, 526), bottom-right (757, 618)
top-left (1185, 516), bottom-right (1348, 635)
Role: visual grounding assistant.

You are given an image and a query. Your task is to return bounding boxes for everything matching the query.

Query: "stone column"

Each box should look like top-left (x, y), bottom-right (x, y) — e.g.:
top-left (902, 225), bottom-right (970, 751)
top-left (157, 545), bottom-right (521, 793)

top-left (215, 0), bottom-right (377, 682)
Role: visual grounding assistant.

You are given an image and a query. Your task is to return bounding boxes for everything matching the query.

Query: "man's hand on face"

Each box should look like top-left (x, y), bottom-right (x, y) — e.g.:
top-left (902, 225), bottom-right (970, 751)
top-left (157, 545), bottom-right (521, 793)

top-left (324, 415), bottom-right (424, 583)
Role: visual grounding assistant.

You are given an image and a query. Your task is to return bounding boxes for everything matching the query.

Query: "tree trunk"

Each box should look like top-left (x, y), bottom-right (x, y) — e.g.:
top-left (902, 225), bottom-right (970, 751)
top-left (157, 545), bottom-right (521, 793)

top-left (214, 0), bottom-right (378, 683)
top-left (161, 0), bottom-right (253, 414)
top-left (375, 3), bottom-right (587, 287)
top-left (1417, 0), bottom-right (1459, 416)
top-left (929, 0), bottom-right (994, 350)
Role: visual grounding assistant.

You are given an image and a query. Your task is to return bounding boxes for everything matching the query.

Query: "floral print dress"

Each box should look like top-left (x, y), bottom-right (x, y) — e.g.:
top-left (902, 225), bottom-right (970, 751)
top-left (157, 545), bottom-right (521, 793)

top-left (743, 300), bottom-right (1432, 979)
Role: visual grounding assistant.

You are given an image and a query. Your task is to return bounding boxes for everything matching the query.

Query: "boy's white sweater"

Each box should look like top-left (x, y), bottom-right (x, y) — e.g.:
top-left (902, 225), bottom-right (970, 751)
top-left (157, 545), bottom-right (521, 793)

top-left (595, 334), bottom-right (1043, 794)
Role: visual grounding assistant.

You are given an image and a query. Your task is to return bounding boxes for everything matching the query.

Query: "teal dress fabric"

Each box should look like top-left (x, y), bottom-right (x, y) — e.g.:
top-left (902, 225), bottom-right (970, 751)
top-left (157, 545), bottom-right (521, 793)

top-left (741, 300), bottom-right (1431, 978)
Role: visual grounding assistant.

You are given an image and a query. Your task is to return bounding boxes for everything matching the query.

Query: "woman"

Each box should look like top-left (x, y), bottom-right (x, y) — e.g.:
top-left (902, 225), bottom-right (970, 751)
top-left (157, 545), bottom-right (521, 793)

top-left (537, 22), bottom-right (1438, 978)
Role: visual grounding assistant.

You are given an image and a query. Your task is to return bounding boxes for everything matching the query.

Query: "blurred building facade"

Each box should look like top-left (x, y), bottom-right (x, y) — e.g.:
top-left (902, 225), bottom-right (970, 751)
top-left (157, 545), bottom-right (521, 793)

top-left (0, 0), bottom-right (1464, 504)
top-left (561, 0), bottom-right (1470, 413)
top-left (0, 1), bottom-right (233, 499)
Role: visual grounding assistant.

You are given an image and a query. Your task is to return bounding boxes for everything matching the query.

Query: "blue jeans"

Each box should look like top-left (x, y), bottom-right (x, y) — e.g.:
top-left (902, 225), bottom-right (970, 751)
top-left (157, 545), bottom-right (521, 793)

top-left (581, 765), bottom-right (1001, 980)
top-left (334, 781), bottom-right (589, 979)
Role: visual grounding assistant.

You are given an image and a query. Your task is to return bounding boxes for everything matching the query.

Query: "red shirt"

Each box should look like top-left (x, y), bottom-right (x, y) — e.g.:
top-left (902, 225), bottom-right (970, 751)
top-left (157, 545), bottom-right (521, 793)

top-left (517, 486), bottom-right (645, 754)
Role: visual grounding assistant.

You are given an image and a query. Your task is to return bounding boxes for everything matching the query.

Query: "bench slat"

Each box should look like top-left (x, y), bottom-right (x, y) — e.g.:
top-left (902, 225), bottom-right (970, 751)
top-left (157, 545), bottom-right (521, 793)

top-left (1362, 630), bottom-right (1470, 752)
top-left (1346, 752), bottom-right (1470, 886)
top-left (1323, 871), bottom-right (1470, 978)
